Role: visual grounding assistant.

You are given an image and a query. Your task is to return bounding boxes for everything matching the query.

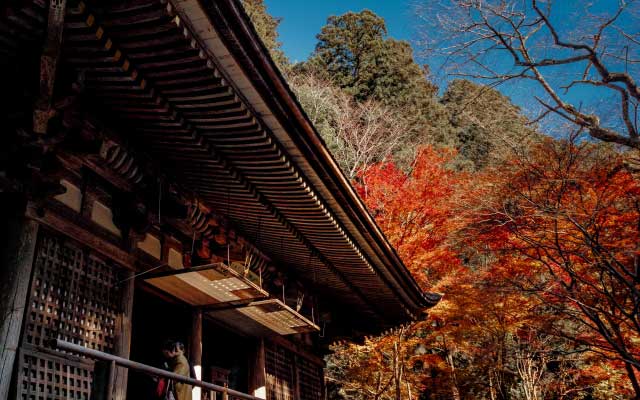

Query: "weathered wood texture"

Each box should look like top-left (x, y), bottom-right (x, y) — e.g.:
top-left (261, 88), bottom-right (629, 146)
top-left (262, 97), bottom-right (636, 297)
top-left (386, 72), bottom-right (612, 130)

top-left (265, 342), bottom-right (294, 400)
top-left (263, 341), bottom-right (323, 400)
top-left (145, 264), bottom-right (267, 307)
top-left (14, 229), bottom-right (126, 399)
top-left (33, 0), bottom-right (67, 134)
top-left (112, 272), bottom-right (134, 400)
top-left (56, 0), bottom-right (423, 326)
top-left (27, 206), bottom-right (137, 270)
top-left (0, 215), bottom-right (39, 400)
top-left (207, 299), bottom-right (319, 337)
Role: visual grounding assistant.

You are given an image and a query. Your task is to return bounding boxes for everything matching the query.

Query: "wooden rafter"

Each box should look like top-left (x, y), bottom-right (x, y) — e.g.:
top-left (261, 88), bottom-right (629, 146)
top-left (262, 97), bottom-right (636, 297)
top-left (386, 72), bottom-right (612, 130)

top-left (60, 0), bottom-right (391, 322)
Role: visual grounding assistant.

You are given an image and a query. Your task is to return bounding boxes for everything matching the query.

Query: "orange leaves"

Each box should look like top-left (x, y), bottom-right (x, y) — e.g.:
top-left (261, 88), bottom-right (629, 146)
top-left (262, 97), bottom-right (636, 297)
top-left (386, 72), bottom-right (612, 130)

top-left (355, 146), bottom-right (468, 289)
top-left (332, 139), bottom-right (640, 398)
top-left (470, 139), bottom-right (640, 395)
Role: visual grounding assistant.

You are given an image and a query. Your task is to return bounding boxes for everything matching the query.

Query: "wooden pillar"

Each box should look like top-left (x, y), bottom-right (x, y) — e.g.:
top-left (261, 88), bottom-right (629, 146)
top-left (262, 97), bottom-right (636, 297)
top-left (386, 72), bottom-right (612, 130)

top-left (0, 210), bottom-right (39, 400)
top-left (294, 355), bottom-right (301, 400)
top-left (33, 0), bottom-right (67, 134)
top-left (111, 271), bottom-right (135, 400)
top-left (190, 309), bottom-right (203, 400)
top-left (249, 339), bottom-right (267, 399)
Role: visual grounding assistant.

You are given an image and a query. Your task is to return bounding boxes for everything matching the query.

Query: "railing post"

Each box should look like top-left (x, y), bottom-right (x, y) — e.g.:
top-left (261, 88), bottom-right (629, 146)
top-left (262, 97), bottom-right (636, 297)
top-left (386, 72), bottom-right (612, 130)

top-left (223, 384), bottom-right (229, 400)
top-left (107, 360), bottom-right (116, 399)
top-left (92, 360), bottom-right (115, 400)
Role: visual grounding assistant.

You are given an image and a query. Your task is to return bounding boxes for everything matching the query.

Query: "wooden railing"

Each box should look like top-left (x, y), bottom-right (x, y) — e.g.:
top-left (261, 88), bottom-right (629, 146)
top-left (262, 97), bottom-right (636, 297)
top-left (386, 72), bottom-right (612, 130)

top-left (50, 339), bottom-right (263, 400)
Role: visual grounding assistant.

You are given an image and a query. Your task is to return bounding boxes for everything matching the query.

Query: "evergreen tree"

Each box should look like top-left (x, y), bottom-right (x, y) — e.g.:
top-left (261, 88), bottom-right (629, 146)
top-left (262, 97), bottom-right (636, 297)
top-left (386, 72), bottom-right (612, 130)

top-left (441, 79), bottom-right (538, 169)
top-left (241, 0), bottom-right (288, 68)
top-left (303, 10), bottom-right (436, 107)
top-left (239, 5), bottom-right (536, 172)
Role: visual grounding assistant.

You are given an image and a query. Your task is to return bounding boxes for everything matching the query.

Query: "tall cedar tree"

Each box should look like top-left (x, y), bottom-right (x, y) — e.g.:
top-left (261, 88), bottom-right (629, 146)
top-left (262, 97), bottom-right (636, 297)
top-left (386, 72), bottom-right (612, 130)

top-left (300, 10), bottom-right (537, 171)
top-left (301, 10), bottom-right (443, 166)
top-left (304, 10), bottom-right (436, 107)
top-left (240, 0), bottom-right (288, 68)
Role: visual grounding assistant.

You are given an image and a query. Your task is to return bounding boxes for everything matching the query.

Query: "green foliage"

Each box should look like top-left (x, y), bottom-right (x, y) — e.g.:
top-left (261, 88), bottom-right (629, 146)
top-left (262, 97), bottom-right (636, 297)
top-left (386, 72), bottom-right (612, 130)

top-left (296, 10), bottom-right (539, 170)
top-left (238, 4), bottom-right (537, 171)
top-left (303, 10), bottom-right (437, 107)
top-left (240, 0), bottom-right (288, 69)
top-left (441, 79), bottom-right (538, 169)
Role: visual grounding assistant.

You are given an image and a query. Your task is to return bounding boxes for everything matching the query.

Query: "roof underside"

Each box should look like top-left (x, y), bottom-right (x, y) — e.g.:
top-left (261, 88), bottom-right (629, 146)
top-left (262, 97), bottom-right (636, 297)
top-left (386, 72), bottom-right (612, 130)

top-left (0, 0), bottom-right (437, 329)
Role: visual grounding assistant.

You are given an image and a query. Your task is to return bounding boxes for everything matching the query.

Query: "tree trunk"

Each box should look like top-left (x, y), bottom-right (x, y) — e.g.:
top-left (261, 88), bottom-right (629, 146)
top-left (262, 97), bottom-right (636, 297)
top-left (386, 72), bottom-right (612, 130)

top-left (623, 361), bottom-right (640, 399)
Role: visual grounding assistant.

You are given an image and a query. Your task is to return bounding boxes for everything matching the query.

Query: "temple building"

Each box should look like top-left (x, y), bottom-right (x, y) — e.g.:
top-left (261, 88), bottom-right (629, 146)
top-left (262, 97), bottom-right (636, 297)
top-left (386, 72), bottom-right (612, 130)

top-left (0, 1), bottom-right (439, 399)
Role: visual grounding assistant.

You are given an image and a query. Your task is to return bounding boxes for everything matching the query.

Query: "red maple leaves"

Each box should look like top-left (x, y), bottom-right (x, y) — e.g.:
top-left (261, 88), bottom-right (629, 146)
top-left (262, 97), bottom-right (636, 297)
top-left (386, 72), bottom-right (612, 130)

top-left (344, 140), bottom-right (640, 398)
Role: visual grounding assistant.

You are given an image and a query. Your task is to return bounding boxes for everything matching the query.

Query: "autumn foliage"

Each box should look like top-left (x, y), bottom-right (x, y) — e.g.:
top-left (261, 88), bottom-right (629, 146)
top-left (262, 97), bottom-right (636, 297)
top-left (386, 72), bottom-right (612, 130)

top-left (355, 147), bottom-right (467, 290)
top-left (473, 140), bottom-right (640, 397)
top-left (327, 141), bottom-right (640, 399)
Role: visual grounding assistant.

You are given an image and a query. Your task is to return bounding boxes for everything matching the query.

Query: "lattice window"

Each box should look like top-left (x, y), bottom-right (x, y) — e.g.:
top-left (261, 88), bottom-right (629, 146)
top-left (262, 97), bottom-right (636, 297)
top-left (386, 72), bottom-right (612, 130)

top-left (265, 344), bottom-right (295, 400)
top-left (17, 230), bottom-right (124, 400)
top-left (297, 357), bottom-right (322, 400)
top-left (18, 348), bottom-right (93, 400)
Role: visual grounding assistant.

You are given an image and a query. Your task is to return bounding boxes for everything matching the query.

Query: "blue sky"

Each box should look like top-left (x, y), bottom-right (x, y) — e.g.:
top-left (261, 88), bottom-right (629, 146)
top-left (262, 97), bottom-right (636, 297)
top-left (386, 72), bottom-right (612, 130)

top-left (264, 0), bottom-right (638, 137)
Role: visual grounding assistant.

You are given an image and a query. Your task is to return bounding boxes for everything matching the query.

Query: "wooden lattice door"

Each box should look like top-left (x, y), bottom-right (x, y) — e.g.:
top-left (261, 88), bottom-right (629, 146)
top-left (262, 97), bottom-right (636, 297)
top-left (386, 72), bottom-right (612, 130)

top-left (265, 343), bottom-right (295, 400)
top-left (16, 230), bottom-right (125, 400)
top-left (297, 357), bottom-right (322, 400)
top-left (265, 343), bottom-right (323, 400)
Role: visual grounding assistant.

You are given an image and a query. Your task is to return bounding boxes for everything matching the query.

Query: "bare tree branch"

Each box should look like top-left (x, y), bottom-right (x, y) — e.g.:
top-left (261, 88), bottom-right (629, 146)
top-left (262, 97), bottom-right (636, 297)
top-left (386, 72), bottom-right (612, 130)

top-left (421, 0), bottom-right (640, 148)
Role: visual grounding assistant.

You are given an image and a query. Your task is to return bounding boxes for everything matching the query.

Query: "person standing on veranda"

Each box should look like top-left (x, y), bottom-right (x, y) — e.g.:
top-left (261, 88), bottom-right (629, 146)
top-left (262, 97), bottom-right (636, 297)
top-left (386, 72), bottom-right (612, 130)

top-left (162, 340), bottom-right (192, 400)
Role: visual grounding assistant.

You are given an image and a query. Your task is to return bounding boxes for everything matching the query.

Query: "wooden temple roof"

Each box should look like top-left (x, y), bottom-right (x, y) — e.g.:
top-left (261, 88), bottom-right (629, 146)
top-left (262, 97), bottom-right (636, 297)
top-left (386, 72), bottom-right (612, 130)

top-left (0, 0), bottom-right (439, 329)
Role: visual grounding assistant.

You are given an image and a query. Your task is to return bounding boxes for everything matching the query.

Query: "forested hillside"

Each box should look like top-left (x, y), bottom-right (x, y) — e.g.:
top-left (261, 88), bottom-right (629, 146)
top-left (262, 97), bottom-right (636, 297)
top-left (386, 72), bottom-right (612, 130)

top-left (242, 1), bottom-right (640, 398)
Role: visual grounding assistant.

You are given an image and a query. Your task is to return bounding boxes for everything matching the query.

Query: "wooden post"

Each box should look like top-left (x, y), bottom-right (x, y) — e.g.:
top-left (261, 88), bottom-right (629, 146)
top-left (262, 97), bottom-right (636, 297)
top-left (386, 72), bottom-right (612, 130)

top-left (91, 360), bottom-right (117, 400)
top-left (111, 272), bottom-right (135, 400)
top-left (294, 355), bottom-right (301, 400)
top-left (248, 339), bottom-right (267, 399)
top-left (33, 0), bottom-right (67, 133)
top-left (0, 211), bottom-right (39, 400)
top-left (190, 309), bottom-right (203, 400)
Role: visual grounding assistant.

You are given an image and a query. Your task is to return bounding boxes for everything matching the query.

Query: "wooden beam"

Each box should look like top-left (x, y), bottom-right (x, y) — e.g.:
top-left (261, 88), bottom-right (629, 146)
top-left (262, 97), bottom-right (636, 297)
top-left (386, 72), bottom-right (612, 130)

top-left (33, 0), bottom-right (67, 133)
top-left (26, 205), bottom-right (137, 270)
top-left (294, 355), bottom-right (301, 400)
top-left (0, 210), bottom-right (39, 400)
top-left (111, 272), bottom-right (135, 400)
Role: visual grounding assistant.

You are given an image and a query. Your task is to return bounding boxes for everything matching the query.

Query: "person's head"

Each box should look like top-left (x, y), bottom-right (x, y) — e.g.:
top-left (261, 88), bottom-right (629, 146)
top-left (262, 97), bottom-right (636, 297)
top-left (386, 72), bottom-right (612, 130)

top-left (162, 339), bottom-right (185, 359)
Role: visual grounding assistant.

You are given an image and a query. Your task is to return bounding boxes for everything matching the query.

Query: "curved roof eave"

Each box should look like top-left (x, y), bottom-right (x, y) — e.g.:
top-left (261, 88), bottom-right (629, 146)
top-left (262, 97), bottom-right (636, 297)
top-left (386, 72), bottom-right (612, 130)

top-left (175, 0), bottom-right (440, 317)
